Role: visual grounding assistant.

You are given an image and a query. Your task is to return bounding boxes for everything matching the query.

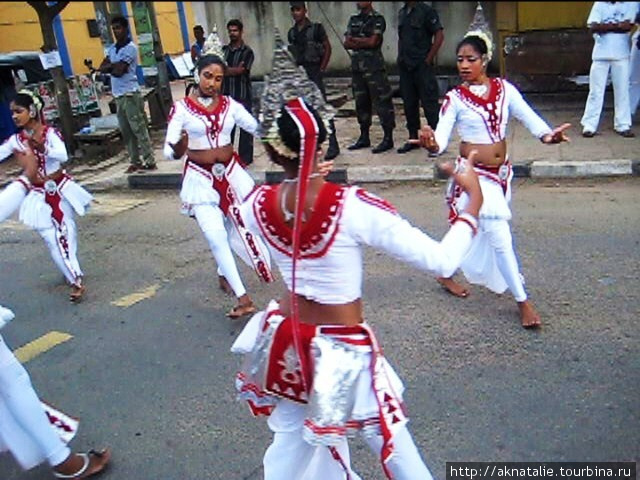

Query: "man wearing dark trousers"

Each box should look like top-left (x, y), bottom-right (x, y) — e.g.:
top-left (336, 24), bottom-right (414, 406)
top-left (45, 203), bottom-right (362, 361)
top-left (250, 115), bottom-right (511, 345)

top-left (222, 19), bottom-right (255, 165)
top-left (396, 1), bottom-right (444, 154)
top-left (287, 1), bottom-right (340, 160)
top-left (344, 1), bottom-right (395, 154)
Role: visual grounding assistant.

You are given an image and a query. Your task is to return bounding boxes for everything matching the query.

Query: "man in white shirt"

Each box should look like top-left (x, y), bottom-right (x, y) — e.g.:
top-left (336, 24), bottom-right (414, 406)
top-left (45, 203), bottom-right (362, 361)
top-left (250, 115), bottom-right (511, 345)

top-left (581, 1), bottom-right (637, 138)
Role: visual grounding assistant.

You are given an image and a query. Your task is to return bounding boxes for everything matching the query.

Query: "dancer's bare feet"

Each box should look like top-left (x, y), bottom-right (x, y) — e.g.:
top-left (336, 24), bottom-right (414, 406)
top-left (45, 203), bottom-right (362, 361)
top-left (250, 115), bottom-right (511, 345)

top-left (518, 300), bottom-right (541, 329)
top-left (437, 277), bottom-right (470, 298)
top-left (53, 448), bottom-right (111, 478)
top-left (70, 278), bottom-right (85, 303)
top-left (218, 275), bottom-right (233, 296)
top-left (227, 294), bottom-right (256, 319)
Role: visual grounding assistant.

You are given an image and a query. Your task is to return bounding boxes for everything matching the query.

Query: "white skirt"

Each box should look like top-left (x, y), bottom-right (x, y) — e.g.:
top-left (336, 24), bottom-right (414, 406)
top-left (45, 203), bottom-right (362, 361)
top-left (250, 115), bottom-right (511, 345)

top-left (19, 179), bottom-right (93, 230)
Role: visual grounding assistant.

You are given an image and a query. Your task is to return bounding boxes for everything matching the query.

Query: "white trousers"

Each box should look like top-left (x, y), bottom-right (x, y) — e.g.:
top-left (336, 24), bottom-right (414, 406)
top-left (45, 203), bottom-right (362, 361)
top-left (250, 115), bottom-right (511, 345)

top-left (37, 205), bottom-right (83, 287)
top-left (0, 334), bottom-right (70, 470)
top-left (264, 399), bottom-right (434, 480)
top-left (581, 58), bottom-right (632, 133)
top-left (630, 32), bottom-right (640, 117)
top-left (192, 203), bottom-right (247, 298)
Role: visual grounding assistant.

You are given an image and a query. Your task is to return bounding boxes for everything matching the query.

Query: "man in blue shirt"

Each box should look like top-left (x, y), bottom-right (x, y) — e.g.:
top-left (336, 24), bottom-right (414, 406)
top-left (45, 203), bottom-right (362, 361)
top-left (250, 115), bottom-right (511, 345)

top-left (190, 24), bottom-right (205, 66)
top-left (99, 15), bottom-right (156, 173)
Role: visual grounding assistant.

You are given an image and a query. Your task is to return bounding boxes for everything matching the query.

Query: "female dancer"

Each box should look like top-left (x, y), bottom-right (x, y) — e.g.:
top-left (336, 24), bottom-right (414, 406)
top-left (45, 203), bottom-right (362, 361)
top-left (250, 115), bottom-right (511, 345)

top-left (0, 91), bottom-right (93, 302)
top-left (0, 304), bottom-right (111, 478)
top-left (417, 30), bottom-right (570, 329)
top-left (164, 39), bottom-right (273, 319)
top-left (231, 38), bottom-right (483, 480)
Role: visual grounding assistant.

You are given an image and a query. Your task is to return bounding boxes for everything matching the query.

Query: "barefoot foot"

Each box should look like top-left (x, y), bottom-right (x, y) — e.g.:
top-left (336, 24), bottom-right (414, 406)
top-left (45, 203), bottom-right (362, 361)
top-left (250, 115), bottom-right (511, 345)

top-left (519, 301), bottom-right (541, 329)
top-left (218, 275), bottom-right (233, 296)
top-left (437, 277), bottom-right (470, 298)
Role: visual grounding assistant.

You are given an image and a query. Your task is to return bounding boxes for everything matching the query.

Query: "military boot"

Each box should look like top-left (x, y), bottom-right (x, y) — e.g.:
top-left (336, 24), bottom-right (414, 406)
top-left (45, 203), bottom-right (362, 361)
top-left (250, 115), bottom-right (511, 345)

top-left (325, 131), bottom-right (340, 160)
top-left (347, 127), bottom-right (371, 150)
top-left (372, 127), bottom-right (394, 154)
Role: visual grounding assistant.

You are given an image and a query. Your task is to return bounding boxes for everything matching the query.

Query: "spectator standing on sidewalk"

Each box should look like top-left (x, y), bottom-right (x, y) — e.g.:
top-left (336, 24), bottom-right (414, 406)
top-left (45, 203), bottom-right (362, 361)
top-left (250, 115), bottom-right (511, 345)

top-left (222, 20), bottom-right (255, 165)
top-left (344, 1), bottom-right (395, 155)
top-left (287, 1), bottom-right (340, 160)
top-left (396, 1), bottom-right (445, 154)
top-left (99, 15), bottom-right (156, 173)
top-left (580, 1), bottom-right (636, 138)
top-left (190, 24), bottom-right (206, 66)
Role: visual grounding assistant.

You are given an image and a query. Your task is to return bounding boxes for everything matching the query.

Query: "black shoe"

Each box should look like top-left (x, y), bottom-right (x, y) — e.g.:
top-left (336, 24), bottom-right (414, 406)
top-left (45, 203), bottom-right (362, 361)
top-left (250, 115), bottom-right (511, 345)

top-left (325, 145), bottom-right (340, 160)
top-left (142, 163), bottom-right (158, 171)
top-left (347, 137), bottom-right (371, 150)
top-left (582, 130), bottom-right (596, 138)
top-left (372, 137), bottom-right (394, 154)
top-left (397, 142), bottom-right (419, 154)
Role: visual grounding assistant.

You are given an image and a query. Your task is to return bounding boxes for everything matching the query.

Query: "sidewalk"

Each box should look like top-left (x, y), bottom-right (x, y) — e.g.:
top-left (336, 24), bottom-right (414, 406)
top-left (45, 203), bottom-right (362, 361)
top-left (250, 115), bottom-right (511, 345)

top-left (2, 81), bottom-right (638, 192)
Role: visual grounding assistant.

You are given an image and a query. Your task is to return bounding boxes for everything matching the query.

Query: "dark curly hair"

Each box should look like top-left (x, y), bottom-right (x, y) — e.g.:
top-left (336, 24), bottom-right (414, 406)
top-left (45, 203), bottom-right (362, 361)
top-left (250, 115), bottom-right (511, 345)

top-left (196, 54), bottom-right (226, 74)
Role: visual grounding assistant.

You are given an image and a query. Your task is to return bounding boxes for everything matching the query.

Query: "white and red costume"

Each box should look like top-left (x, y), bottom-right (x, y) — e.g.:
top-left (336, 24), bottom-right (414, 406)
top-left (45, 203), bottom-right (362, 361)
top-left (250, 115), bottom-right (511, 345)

top-left (434, 78), bottom-right (553, 300)
top-left (163, 96), bottom-right (273, 297)
top-left (232, 181), bottom-right (477, 479)
top-left (0, 304), bottom-right (78, 471)
top-left (0, 128), bottom-right (92, 288)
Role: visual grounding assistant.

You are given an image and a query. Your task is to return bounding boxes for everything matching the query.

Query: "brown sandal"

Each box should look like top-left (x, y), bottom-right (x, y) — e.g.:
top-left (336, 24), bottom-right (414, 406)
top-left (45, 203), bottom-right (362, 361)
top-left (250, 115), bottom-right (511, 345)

top-left (53, 448), bottom-right (111, 479)
top-left (227, 303), bottom-right (257, 319)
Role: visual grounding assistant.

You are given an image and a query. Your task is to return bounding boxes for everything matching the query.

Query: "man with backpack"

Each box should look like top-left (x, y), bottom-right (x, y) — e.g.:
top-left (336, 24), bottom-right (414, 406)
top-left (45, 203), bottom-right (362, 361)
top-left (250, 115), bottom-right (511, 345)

top-left (287, 1), bottom-right (340, 160)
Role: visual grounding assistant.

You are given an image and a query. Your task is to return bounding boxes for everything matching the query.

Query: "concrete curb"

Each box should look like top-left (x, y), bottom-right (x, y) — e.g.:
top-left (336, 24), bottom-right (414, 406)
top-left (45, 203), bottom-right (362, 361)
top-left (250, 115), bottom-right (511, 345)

top-left (76, 158), bottom-right (639, 193)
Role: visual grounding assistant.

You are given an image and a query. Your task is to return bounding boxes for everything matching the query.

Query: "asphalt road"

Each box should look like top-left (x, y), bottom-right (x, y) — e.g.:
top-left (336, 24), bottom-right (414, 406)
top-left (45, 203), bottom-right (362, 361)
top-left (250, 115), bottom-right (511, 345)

top-left (1, 178), bottom-right (638, 479)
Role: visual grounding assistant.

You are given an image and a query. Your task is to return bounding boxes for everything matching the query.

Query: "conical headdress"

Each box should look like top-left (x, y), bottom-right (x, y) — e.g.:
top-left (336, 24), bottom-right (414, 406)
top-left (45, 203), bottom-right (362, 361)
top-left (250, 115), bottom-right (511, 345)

top-left (464, 2), bottom-right (494, 61)
top-left (201, 24), bottom-right (226, 61)
top-left (258, 29), bottom-right (335, 158)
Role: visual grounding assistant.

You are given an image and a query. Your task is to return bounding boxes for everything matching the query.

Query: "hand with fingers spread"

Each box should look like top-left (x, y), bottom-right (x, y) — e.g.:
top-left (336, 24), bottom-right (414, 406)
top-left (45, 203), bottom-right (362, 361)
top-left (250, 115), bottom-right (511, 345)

top-left (541, 123), bottom-right (571, 144)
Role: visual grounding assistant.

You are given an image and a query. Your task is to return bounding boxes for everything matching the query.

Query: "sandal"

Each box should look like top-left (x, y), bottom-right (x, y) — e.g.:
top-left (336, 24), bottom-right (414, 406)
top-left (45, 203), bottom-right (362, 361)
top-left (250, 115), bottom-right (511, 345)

top-left (53, 448), bottom-right (111, 479)
top-left (227, 303), bottom-right (257, 319)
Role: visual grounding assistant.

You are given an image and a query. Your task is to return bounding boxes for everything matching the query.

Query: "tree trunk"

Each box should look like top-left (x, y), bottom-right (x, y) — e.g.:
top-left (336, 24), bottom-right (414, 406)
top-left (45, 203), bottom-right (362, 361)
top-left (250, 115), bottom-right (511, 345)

top-left (27, 1), bottom-right (76, 155)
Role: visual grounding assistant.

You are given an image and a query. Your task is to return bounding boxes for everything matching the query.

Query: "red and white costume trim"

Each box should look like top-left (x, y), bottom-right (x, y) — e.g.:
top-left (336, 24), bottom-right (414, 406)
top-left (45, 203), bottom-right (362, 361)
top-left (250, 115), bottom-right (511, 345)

top-left (0, 128), bottom-right (92, 286)
top-left (162, 96), bottom-right (273, 288)
top-left (433, 78), bottom-right (552, 302)
top-left (233, 182), bottom-right (475, 478)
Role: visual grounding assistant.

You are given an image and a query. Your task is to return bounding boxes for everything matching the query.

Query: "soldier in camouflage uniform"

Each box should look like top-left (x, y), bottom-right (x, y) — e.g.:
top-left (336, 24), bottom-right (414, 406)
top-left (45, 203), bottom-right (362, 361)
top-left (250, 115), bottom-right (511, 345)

top-left (287, 1), bottom-right (340, 160)
top-left (344, 1), bottom-right (395, 154)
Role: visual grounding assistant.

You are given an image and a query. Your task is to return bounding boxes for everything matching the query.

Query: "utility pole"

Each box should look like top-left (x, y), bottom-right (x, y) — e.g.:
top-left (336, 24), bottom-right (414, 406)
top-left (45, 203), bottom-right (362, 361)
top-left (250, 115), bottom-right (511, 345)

top-left (27, 1), bottom-right (76, 154)
top-left (146, 1), bottom-right (173, 123)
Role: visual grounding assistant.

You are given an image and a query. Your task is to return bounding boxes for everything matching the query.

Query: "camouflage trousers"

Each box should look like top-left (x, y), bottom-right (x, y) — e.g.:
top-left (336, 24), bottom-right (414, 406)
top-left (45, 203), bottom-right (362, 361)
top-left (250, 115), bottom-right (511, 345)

top-left (351, 68), bottom-right (395, 130)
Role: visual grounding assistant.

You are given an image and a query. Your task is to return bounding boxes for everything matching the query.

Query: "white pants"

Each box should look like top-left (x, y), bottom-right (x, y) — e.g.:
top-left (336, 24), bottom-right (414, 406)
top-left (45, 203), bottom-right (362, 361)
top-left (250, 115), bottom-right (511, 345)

top-left (264, 399), bottom-right (434, 480)
top-left (630, 32), bottom-right (640, 117)
top-left (37, 206), bottom-right (83, 287)
top-left (581, 57), bottom-right (632, 133)
top-left (0, 334), bottom-right (70, 470)
top-left (192, 203), bottom-right (247, 298)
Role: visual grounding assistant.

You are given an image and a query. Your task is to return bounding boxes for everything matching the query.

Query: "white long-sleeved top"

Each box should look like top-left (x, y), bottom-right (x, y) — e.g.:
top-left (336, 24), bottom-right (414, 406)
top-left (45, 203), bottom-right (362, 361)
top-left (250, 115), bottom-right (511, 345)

top-left (241, 183), bottom-right (475, 304)
top-left (434, 78), bottom-right (553, 154)
top-left (0, 127), bottom-right (67, 175)
top-left (163, 95), bottom-right (258, 159)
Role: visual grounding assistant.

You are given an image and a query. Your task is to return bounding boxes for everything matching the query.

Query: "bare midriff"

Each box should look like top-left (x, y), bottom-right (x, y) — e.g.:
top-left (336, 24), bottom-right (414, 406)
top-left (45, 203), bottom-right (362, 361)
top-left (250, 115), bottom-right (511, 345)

top-left (460, 139), bottom-right (507, 167)
top-left (279, 293), bottom-right (364, 327)
top-left (187, 144), bottom-right (234, 165)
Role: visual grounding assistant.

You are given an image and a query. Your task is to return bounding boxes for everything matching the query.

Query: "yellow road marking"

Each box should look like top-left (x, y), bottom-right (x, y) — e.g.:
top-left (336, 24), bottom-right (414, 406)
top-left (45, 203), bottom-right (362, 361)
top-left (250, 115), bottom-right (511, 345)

top-left (14, 331), bottom-right (73, 363)
top-left (111, 284), bottom-right (160, 308)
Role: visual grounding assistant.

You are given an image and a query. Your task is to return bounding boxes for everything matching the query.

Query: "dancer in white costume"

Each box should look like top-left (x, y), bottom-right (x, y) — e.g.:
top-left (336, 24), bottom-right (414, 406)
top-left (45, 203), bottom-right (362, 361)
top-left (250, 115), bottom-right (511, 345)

top-left (0, 91), bottom-right (92, 302)
top-left (231, 34), bottom-right (483, 480)
top-left (164, 32), bottom-right (273, 319)
top-left (415, 5), bottom-right (570, 328)
top-left (0, 304), bottom-right (110, 478)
